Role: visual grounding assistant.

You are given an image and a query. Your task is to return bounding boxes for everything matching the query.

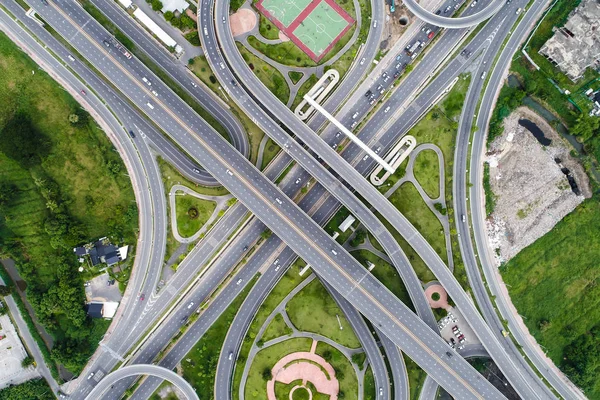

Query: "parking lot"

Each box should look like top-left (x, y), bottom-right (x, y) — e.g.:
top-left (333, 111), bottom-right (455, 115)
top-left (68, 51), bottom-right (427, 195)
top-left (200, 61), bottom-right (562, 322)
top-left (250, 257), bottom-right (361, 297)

top-left (0, 314), bottom-right (39, 389)
top-left (85, 272), bottom-right (122, 303)
top-left (438, 307), bottom-right (481, 351)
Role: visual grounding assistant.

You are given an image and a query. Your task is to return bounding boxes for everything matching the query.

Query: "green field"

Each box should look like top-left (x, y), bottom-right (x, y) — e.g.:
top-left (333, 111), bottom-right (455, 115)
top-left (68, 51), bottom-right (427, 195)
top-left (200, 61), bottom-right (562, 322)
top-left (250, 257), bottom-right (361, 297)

top-left (413, 150), bottom-right (440, 199)
top-left (291, 73), bottom-right (319, 110)
top-left (237, 42), bottom-right (290, 104)
top-left (315, 341), bottom-right (358, 400)
top-left (501, 197), bottom-right (600, 397)
top-left (261, 138), bottom-right (282, 170)
top-left (363, 366), bottom-right (375, 400)
top-left (286, 279), bottom-right (361, 348)
top-left (233, 261), bottom-right (310, 400)
top-left (0, 379), bottom-right (54, 400)
top-left (261, 313), bottom-right (293, 342)
top-left (245, 338), bottom-right (313, 398)
top-left (174, 192), bottom-right (216, 238)
top-left (0, 33), bottom-right (136, 374)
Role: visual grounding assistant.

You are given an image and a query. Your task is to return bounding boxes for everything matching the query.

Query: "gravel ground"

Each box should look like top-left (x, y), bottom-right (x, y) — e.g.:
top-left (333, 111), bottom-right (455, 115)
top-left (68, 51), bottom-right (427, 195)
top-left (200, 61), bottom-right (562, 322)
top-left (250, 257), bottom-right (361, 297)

top-left (485, 107), bottom-right (590, 264)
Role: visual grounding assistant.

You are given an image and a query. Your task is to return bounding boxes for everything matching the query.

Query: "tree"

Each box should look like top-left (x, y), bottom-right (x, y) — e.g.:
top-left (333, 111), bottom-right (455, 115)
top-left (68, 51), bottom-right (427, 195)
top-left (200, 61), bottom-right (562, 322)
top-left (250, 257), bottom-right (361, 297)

top-left (0, 285), bottom-right (10, 296)
top-left (164, 10), bottom-right (174, 21)
top-left (261, 367), bottom-right (272, 381)
top-left (68, 113), bottom-right (79, 124)
top-left (151, 0), bottom-right (162, 11)
top-left (260, 229), bottom-right (272, 240)
top-left (21, 356), bottom-right (34, 368)
top-left (571, 114), bottom-right (599, 142)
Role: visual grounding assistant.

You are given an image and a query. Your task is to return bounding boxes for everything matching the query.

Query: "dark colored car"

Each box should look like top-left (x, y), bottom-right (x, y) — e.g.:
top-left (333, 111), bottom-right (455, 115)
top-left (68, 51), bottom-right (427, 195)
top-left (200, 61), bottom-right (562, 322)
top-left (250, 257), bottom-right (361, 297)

top-left (129, 130), bottom-right (135, 138)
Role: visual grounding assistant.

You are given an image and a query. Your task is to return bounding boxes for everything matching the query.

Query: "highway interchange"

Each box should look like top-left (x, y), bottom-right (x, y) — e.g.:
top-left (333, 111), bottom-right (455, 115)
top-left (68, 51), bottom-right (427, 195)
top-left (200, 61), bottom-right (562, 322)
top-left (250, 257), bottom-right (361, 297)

top-left (0, 0), bottom-right (586, 398)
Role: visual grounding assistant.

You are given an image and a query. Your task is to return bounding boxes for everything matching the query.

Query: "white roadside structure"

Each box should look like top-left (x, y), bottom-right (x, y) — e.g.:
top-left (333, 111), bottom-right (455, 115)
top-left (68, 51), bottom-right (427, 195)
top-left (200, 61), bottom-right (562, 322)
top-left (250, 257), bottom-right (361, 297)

top-left (370, 135), bottom-right (416, 186)
top-left (0, 313), bottom-right (39, 389)
top-left (303, 95), bottom-right (396, 173)
top-left (295, 70), bottom-right (340, 120)
top-left (132, 8), bottom-right (183, 54)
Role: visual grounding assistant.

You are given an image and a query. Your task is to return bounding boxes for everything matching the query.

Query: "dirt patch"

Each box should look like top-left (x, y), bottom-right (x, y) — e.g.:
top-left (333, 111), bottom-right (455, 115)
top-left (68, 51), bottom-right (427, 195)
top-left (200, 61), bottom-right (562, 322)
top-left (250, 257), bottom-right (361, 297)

top-left (382, 3), bottom-right (414, 52)
top-left (424, 283), bottom-right (449, 309)
top-left (485, 107), bottom-right (590, 264)
top-left (230, 8), bottom-right (257, 37)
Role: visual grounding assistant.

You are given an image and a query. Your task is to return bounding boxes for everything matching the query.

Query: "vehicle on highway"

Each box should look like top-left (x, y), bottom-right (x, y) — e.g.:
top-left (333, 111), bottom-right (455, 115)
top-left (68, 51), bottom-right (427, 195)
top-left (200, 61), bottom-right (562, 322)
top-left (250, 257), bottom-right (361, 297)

top-left (151, 90), bottom-right (158, 96)
top-left (243, 246), bottom-right (248, 251)
top-left (226, 169), bottom-right (233, 176)
top-left (481, 71), bottom-right (487, 80)
top-left (190, 81), bottom-right (198, 87)
top-left (332, 142), bottom-right (337, 149)
top-left (129, 130), bottom-right (135, 138)
top-left (228, 352), bottom-right (233, 360)
top-left (335, 131), bottom-right (341, 138)
top-left (84, 281), bottom-right (90, 287)
top-left (375, 146), bottom-right (381, 154)
top-left (231, 79), bottom-right (237, 86)
top-left (236, 279), bottom-right (242, 285)
top-left (352, 112), bottom-right (359, 119)
top-left (379, 387), bottom-right (383, 396)
top-left (365, 90), bottom-right (372, 98)
top-left (393, 71), bottom-right (400, 78)
top-left (80, 89), bottom-right (86, 95)
top-left (275, 198), bottom-right (282, 205)
top-left (222, 16), bottom-right (226, 23)
top-left (446, 351), bottom-right (453, 357)
top-left (187, 302), bottom-right (194, 309)
top-left (87, 372), bottom-right (95, 380)
top-left (295, 178), bottom-right (302, 184)
top-left (192, 168), bottom-right (201, 174)
top-left (146, 102), bottom-right (154, 110)
top-left (142, 77), bottom-right (151, 86)
top-left (515, 7), bottom-right (521, 14)
top-left (331, 249), bottom-right (338, 256)
top-left (369, 98), bottom-right (376, 105)
top-left (102, 40), bottom-right (110, 47)
top-left (444, 5), bottom-right (452, 12)
top-left (67, 54), bottom-right (75, 61)
top-left (428, 31), bottom-right (435, 40)
top-left (470, 0), bottom-right (477, 7)
top-left (384, 106), bottom-right (391, 113)
top-left (40, 0), bottom-right (48, 5)
top-left (139, 294), bottom-right (145, 301)
top-left (360, 57), bottom-right (365, 65)
top-left (350, 121), bottom-right (358, 128)
top-left (362, 155), bottom-right (369, 161)
top-left (274, 258), bottom-right (279, 264)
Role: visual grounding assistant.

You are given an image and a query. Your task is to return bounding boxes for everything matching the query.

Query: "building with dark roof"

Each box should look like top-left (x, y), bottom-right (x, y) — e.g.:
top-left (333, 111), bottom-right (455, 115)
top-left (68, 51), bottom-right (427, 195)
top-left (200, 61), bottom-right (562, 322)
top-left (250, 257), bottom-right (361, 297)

top-left (74, 237), bottom-right (128, 268)
top-left (85, 303), bottom-right (104, 318)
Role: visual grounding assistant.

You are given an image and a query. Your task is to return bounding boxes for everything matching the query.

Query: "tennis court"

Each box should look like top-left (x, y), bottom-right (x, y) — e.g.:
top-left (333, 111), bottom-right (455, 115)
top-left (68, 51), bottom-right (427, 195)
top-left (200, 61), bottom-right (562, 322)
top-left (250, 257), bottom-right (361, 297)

top-left (255, 0), bottom-right (354, 62)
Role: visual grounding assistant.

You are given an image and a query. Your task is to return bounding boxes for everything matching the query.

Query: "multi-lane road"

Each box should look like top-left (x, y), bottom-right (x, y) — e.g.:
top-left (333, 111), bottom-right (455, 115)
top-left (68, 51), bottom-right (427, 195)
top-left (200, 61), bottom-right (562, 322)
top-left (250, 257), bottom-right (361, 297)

top-left (0, 0), bottom-right (584, 397)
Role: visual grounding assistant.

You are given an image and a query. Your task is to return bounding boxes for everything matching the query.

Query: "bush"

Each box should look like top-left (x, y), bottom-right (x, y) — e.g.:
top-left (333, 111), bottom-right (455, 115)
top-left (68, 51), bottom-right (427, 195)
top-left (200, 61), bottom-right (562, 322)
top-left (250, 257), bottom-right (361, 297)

top-left (150, 0), bottom-right (162, 11)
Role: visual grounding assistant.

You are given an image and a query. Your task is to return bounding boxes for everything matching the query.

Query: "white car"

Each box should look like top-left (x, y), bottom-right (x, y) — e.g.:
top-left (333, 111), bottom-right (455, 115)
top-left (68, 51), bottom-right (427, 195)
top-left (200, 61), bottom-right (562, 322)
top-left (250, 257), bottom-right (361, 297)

top-left (236, 279), bottom-right (243, 285)
top-left (384, 106), bottom-right (391, 113)
top-left (187, 302), bottom-right (194, 309)
top-left (295, 178), bottom-right (302, 184)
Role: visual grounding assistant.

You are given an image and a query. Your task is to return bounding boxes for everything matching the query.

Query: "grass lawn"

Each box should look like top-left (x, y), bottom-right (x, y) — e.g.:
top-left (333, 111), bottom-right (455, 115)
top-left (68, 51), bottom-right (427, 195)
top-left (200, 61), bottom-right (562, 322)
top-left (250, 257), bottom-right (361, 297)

top-left (181, 275), bottom-right (257, 399)
top-left (405, 354), bottom-right (427, 400)
top-left (0, 33), bottom-right (136, 374)
top-left (363, 366), bottom-right (375, 400)
top-left (174, 192), bottom-right (216, 238)
top-left (351, 250), bottom-right (413, 311)
top-left (259, 14), bottom-right (280, 40)
top-left (0, 379), bottom-right (54, 400)
top-left (286, 279), bottom-right (361, 348)
top-left (413, 150), bottom-right (440, 199)
top-left (236, 42), bottom-right (290, 104)
top-left (291, 73), bottom-right (319, 111)
top-left (324, 207), bottom-right (356, 244)
top-left (245, 338), bottom-right (313, 398)
top-left (188, 57), bottom-right (264, 164)
top-left (248, 35), bottom-right (317, 68)
top-left (501, 197), bottom-right (600, 397)
top-left (261, 313), bottom-right (293, 342)
top-left (275, 380), bottom-right (330, 400)
top-left (261, 138), bottom-right (281, 170)
top-left (288, 71), bottom-right (304, 85)
top-left (315, 341), bottom-right (358, 400)
top-left (233, 261), bottom-right (310, 400)
top-left (387, 182), bottom-right (445, 264)
top-left (157, 157), bottom-right (229, 196)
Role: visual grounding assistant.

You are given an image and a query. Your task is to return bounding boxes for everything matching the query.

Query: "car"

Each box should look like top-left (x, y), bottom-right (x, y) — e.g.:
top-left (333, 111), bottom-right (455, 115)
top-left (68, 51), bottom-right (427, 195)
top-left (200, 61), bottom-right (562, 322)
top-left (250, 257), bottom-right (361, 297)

top-left (226, 169), bottom-right (233, 176)
top-left (382, 71), bottom-right (388, 78)
top-left (192, 168), bottom-right (201, 174)
top-left (450, 337), bottom-right (456, 344)
top-left (295, 178), bottom-right (302, 184)
top-left (462, 214), bottom-right (466, 222)
top-left (428, 31), bottom-right (435, 40)
top-left (187, 302), bottom-right (194, 309)
top-left (458, 344), bottom-right (465, 350)
top-left (444, 5), bottom-right (451, 12)
top-left (352, 112), bottom-right (359, 119)
top-left (452, 325), bottom-right (459, 331)
top-left (67, 55), bottom-right (75, 61)
top-left (393, 71), bottom-right (400, 78)
top-left (41, 0), bottom-right (48, 5)
top-left (331, 249), bottom-right (338, 255)
top-left (151, 90), bottom-right (158, 96)
top-left (395, 63), bottom-right (402, 69)
top-left (103, 40), bottom-right (110, 47)
top-left (142, 77), bottom-right (150, 85)
top-left (236, 279), bottom-right (242, 285)
top-left (515, 7), bottom-right (522, 14)
top-left (421, 26), bottom-right (427, 32)
top-left (396, 55), bottom-right (402, 61)
top-left (373, 21), bottom-right (377, 28)
top-left (470, 0), bottom-right (477, 7)
top-left (481, 71), bottom-right (487, 80)
top-left (383, 75), bottom-right (390, 82)
top-left (360, 58), bottom-right (366, 65)
top-left (379, 86), bottom-right (385, 94)
top-left (129, 130), bottom-right (135, 138)
top-left (375, 146), bottom-right (381, 154)
top-left (425, 28), bottom-right (432, 34)
top-left (88, 372), bottom-right (95, 380)
top-left (332, 143), bottom-right (338, 149)
top-left (459, 337), bottom-right (466, 344)
top-left (369, 98), bottom-right (376, 105)
top-left (84, 282), bottom-right (90, 287)
top-left (57, 391), bottom-right (67, 398)
top-left (274, 265), bottom-right (280, 272)
top-left (446, 351), bottom-right (453, 357)
top-left (454, 3), bottom-right (460, 9)
top-left (80, 89), bottom-right (86, 95)
top-left (350, 121), bottom-right (358, 128)
top-left (384, 106), bottom-right (391, 113)
top-left (362, 155), bottom-right (369, 161)
top-left (139, 294), bottom-right (145, 301)
top-left (243, 246), bottom-right (248, 251)
top-left (365, 90), bottom-right (372, 98)
top-left (435, 9), bottom-right (441, 15)
top-left (229, 352), bottom-right (233, 360)
top-left (274, 258), bottom-right (279, 265)
top-left (181, 315), bottom-right (188, 322)
top-left (231, 79), bottom-right (237, 86)
top-left (222, 16), bottom-right (226, 23)
top-left (335, 131), bottom-right (341, 138)
top-left (379, 387), bottom-right (383, 396)
top-left (275, 198), bottom-right (283, 205)
top-left (191, 81), bottom-right (198, 87)
top-left (376, 84), bottom-right (383, 91)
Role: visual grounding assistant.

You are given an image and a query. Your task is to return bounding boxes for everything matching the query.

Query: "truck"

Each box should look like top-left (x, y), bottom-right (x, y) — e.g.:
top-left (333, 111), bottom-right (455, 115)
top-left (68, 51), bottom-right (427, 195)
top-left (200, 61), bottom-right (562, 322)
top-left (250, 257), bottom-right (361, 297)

top-left (110, 38), bottom-right (132, 59)
top-left (406, 41), bottom-right (421, 56)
